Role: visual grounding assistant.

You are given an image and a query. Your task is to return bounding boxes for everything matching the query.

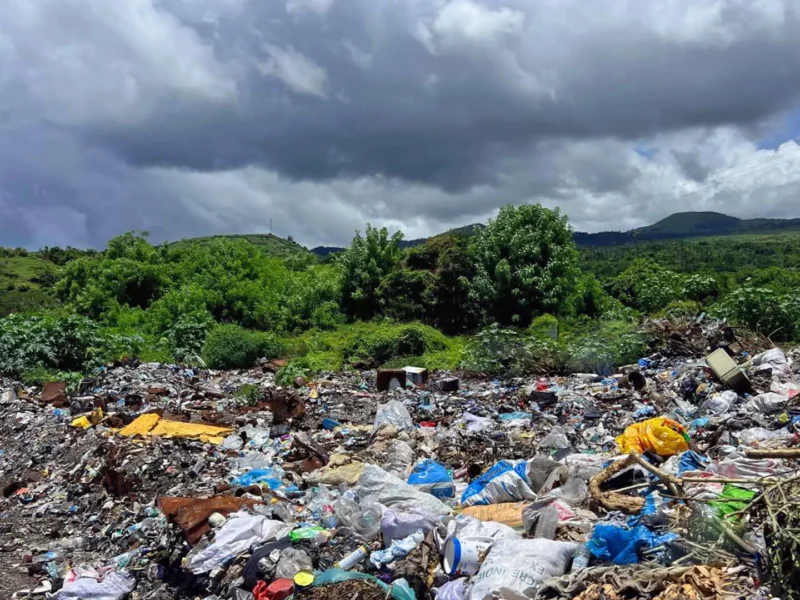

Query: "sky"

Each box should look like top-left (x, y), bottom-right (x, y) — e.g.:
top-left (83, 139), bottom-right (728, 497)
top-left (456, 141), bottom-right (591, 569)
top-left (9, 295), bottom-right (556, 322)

top-left (2, 0), bottom-right (800, 250)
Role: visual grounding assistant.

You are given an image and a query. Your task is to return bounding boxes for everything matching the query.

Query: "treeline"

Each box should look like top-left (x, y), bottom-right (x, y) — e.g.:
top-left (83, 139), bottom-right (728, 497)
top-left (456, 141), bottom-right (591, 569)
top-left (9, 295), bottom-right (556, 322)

top-left (2, 204), bottom-right (800, 384)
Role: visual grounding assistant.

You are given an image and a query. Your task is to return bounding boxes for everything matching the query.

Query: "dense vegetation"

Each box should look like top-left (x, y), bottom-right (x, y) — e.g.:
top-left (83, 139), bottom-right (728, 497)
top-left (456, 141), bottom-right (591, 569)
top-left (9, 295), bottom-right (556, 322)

top-left (2, 206), bottom-right (800, 386)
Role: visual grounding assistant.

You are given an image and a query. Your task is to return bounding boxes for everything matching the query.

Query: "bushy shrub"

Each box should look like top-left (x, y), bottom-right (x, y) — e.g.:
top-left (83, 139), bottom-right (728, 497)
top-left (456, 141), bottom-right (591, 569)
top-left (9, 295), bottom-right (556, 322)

top-left (710, 287), bottom-right (800, 340)
top-left (0, 313), bottom-right (101, 377)
top-left (608, 259), bottom-right (686, 314)
top-left (343, 322), bottom-right (447, 367)
top-left (461, 325), bottom-right (555, 376)
top-left (202, 324), bottom-right (283, 369)
top-left (561, 320), bottom-right (650, 375)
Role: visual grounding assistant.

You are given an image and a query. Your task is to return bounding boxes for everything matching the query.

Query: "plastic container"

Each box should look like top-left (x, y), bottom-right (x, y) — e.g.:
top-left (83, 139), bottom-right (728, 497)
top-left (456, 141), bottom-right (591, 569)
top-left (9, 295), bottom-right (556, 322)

top-left (443, 536), bottom-right (494, 576)
top-left (333, 544), bottom-right (370, 570)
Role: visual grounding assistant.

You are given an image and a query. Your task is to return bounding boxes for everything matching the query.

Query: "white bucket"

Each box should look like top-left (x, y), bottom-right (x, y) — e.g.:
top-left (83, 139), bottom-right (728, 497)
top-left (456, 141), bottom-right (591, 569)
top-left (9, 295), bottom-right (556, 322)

top-left (443, 536), bottom-right (494, 576)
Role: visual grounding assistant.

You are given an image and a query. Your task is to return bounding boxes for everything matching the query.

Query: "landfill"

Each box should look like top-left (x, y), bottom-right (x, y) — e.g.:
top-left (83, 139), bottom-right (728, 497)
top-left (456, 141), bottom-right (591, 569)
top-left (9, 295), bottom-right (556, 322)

top-left (2, 319), bottom-right (800, 599)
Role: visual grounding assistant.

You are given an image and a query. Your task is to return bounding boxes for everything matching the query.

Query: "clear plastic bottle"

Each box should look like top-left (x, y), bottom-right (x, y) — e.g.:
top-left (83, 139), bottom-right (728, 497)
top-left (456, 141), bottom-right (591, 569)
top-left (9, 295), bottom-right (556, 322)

top-left (570, 544), bottom-right (591, 571)
top-left (32, 550), bottom-right (64, 564)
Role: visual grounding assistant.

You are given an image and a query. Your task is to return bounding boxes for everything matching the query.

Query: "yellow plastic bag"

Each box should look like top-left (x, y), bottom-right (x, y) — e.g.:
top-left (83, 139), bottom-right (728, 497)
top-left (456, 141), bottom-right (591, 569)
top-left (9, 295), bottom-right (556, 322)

top-left (616, 417), bottom-right (689, 457)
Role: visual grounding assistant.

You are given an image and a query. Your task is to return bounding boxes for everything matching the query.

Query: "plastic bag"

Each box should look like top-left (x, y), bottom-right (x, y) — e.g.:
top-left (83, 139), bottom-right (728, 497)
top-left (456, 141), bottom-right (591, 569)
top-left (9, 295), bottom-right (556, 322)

top-left (240, 425), bottom-right (271, 450)
top-left (736, 427), bottom-right (785, 446)
top-left (745, 392), bottom-right (787, 414)
top-left (562, 454), bottom-right (606, 481)
top-left (753, 348), bottom-right (791, 375)
top-left (712, 453), bottom-right (782, 479)
top-left (381, 504), bottom-right (440, 546)
top-left (51, 571), bottom-right (135, 600)
top-left (469, 539), bottom-right (577, 600)
top-left (702, 391), bottom-right (737, 415)
top-left (335, 495), bottom-right (383, 540)
top-left (373, 400), bottom-right (414, 432)
top-left (461, 413), bottom-right (494, 433)
top-left (461, 460), bottom-right (537, 507)
top-left (434, 578), bottom-right (466, 600)
top-left (275, 548), bottom-right (312, 579)
top-left (187, 512), bottom-right (293, 574)
top-left (615, 417), bottom-right (689, 457)
top-left (408, 459), bottom-right (455, 499)
top-left (384, 440), bottom-right (414, 479)
top-left (539, 426), bottom-right (570, 449)
top-left (231, 467), bottom-right (284, 489)
top-left (586, 524), bottom-right (677, 565)
top-left (355, 464), bottom-right (451, 516)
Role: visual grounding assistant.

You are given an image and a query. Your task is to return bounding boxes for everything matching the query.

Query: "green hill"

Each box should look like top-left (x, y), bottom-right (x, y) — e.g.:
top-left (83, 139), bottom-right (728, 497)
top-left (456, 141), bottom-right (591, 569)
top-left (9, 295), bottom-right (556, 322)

top-left (171, 233), bottom-right (311, 258)
top-left (0, 254), bottom-right (60, 316)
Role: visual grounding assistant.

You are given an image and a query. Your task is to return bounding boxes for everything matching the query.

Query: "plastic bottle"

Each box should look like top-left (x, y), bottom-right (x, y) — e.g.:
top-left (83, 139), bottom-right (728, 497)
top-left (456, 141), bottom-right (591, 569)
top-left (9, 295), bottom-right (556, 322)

top-left (333, 545), bottom-right (369, 570)
top-left (533, 504), bottom-right (559, 540)
top-left (570, 544), bottom-right (591, 571)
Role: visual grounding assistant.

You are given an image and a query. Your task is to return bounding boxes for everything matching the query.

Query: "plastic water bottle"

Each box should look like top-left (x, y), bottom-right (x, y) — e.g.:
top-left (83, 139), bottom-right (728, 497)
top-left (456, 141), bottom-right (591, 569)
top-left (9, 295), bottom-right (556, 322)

top-left (534, 504), bottom-right (559, 540)
top-left (570, 544), bottom-right (591, 571)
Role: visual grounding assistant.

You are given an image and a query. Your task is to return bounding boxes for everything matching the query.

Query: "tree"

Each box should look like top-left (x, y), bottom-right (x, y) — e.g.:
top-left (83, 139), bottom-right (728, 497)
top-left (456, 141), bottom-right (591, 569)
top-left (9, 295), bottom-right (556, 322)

top-left (469, 204), bottom-right (578, 327)
top-left (338, 225), bottom-right (403, 320)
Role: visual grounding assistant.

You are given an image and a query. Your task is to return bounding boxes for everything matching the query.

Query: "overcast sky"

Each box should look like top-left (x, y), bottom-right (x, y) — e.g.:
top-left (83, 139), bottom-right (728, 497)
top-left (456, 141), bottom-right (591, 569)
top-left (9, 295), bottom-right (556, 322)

top-left (2, 0), bottom-right (800, 250)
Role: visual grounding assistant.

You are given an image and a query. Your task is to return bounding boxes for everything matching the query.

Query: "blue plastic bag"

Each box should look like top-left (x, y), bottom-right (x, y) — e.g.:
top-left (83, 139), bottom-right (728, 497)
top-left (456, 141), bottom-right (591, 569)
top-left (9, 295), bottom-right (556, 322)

top-left (231, 468), bottom-right (283, 489)
top-left (587, 524), bottom-right (678, 565)
top-left (408, 460), bottom-right (455, 499)
top-left (678, 451), bottom-right (709, 475)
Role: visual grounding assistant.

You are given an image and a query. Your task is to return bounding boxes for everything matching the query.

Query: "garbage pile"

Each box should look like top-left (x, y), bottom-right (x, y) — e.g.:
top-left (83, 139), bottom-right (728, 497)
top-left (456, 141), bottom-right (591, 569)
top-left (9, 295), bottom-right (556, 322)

top-left (2, 323), bottom-right (800, 600)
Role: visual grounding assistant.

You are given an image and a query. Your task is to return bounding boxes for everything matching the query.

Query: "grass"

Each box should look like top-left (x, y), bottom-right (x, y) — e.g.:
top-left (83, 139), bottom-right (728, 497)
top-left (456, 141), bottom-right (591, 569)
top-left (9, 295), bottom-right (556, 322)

top-left (0, 255), bottom-right (60, 316)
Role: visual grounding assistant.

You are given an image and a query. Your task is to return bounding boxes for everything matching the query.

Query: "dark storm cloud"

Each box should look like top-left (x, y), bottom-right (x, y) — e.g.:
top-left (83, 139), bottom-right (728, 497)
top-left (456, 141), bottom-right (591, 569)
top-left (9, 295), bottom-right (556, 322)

top-left (2, 0), bottom-right (800, 249)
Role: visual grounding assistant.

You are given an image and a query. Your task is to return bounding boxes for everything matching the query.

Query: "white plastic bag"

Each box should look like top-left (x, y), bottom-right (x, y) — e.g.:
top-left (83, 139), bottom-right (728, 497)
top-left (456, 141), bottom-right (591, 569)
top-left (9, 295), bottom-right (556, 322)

top-left (702, 391), bottom-right (737, 415)
top-left (752, 348), bottom-right (791, 375)
top-left (745, 392), bottom-right (787, 414)
top-left (539, 426), bottom-right (570, 449)
top-left (382, 504), bottom-right (441, 546)
top-left (562, 454), bottom-right (606, 481)
top-left (355, 464), bottom-right (452, 516)
top-left (51, 571), bottom-right (136, 600)
top-left (373, 400), bottom-right (414, 432)
top-left (461, 413), bottom-right (494, 433)
top-left (469, 539), bottom-right (577, 600)
top-left (384, 440), bottom-right (415, 479)
top-left (188, 512), bottom-right (293, 574)
top-left (435, 578), bottom-right (467, 600)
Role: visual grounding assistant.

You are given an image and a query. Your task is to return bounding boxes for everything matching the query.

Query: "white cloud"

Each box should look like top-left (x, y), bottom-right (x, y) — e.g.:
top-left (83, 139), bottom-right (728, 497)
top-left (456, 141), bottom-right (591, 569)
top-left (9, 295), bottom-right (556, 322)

top-left (258, 44), bottom-right (329, 98)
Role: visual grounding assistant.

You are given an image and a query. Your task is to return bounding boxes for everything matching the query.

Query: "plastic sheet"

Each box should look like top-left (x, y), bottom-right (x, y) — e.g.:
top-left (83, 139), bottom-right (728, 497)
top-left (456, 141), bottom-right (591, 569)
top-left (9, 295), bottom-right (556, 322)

top-left (745, 392), bottom-right (787, 414)
top-left (187, 512), bottom-right (293, 574)
top-left (381, 504), bottom-right (440, 546)
top-left (335, 495), bottom-right (383, 540)
top-left (275, 547), bottom-right (312, 579)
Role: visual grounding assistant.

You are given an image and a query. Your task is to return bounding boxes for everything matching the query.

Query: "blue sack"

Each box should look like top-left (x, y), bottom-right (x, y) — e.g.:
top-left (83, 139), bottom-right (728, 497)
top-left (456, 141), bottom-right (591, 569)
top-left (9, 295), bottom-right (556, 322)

top-left (408, 459), bottom-right (455, 499)
top-left (460, 460), bottom-right (535, 506)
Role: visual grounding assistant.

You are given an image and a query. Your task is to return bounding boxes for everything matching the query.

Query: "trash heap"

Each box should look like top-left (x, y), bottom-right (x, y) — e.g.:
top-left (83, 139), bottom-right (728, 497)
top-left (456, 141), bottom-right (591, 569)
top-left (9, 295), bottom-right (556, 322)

top-left (2, 322), bottom-right (800, 600)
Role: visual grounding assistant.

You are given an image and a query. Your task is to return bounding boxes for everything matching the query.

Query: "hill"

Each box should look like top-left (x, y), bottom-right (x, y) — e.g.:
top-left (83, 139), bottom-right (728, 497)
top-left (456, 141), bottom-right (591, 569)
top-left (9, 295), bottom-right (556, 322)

top-left (171, 233), bottom-right (311, 258)
top-left (312, 223), bottom-right (484, 257)
top-left (576, 212), bottom-right (800, 247)
top-left (0, 253), bottom-right (60, 316)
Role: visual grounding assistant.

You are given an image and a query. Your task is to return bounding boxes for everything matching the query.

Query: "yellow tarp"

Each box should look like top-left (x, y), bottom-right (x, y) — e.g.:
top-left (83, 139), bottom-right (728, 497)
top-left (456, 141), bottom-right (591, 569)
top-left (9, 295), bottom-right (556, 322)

top-left (119, 413), bottom-right (161, 438)
top-left (117, 413), bottom-right (231, 444)
top-left (616, 416), bottom-right (689, 457)
top-left (70, 408), bottom-right (104, 430)
top-left (149, 420), bottom-right (231, 445)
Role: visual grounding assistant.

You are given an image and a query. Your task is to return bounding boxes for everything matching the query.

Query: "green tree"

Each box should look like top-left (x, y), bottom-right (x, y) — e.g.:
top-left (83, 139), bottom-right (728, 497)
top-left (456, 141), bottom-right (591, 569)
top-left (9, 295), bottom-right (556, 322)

top-left (338, 225), bottom-right (403, 320)
top-left (469, 204), bottom-right (579, 327)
